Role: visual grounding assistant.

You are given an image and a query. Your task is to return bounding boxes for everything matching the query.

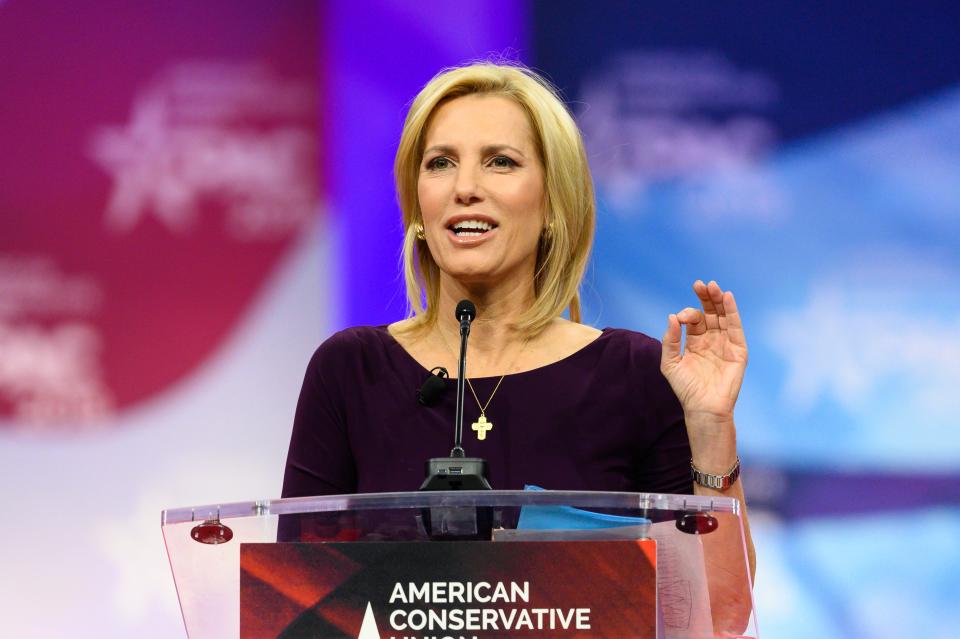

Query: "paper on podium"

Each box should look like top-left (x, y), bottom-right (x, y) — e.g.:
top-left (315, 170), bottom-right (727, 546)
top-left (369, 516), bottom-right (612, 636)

top-left (509, 488), bottom-right (713, 639)
top-left (492, 524), bottom-right (651, 541)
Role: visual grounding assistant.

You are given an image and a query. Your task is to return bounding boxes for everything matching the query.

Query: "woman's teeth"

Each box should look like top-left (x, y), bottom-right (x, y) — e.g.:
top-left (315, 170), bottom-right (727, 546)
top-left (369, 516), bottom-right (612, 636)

top-left (451, 220), bottom-right (494, 236)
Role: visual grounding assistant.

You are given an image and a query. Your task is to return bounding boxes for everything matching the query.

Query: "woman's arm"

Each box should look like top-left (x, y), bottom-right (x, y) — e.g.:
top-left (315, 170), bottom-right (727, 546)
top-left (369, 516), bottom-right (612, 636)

top-left (660, 280), bottom-right (756, 632)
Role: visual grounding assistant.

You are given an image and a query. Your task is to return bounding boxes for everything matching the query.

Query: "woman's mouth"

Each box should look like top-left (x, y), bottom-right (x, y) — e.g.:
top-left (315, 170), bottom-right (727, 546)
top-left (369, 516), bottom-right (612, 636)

top-left (448, 219), bottom-right (497, 237)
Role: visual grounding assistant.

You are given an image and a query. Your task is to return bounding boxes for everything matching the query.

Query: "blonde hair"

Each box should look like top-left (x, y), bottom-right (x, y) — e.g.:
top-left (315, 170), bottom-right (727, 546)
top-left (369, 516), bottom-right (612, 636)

top-left (395, 62), bottom-right (595, 336)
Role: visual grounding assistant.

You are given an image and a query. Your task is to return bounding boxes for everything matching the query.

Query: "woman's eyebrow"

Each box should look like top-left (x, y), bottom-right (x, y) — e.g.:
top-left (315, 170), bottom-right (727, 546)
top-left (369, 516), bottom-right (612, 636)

top-left (422, 143), bottom-right (527, 158)
top-left (422, 144), bottom-right (455, 156)
top-left (481, 144), bottom-right (526, 158)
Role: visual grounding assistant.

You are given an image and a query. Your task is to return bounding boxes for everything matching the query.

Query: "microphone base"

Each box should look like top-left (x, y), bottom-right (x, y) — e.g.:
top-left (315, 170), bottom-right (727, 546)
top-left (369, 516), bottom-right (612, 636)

top-left (419, 457), bottom-right (492, 540)
top-left (420, 457), bottom-right (491, 491)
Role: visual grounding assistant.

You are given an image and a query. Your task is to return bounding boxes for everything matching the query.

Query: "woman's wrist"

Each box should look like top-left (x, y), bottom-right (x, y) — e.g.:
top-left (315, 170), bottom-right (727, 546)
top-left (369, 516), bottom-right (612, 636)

top-left (685, 414), bottom-right (738, 474)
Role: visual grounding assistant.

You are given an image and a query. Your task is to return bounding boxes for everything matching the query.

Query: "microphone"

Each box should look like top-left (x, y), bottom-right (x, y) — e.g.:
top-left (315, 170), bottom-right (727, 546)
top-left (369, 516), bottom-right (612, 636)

top-left (452, 299), bottom-right (476, 457)
top-left (419, 300), bottom-right (492, 539)
top-left (417, 367), bottom-right (448, 406)
top-left (456, 299), bottom-right (476, 332)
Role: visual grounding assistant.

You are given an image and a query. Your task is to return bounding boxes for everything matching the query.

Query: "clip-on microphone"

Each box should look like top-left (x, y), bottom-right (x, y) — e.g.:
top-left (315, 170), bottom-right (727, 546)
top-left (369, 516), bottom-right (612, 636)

top-left (417, 366), bottom-right (448, 406)
top-left (419, 300), bottom-right (493, 539)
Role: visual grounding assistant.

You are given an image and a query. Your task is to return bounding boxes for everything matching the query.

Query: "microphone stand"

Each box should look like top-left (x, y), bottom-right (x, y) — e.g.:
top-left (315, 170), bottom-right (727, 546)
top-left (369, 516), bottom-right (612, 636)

top-left (451, 305), bottom-right (470, 458)
top-left (419, 300), bottom-right (493, 540)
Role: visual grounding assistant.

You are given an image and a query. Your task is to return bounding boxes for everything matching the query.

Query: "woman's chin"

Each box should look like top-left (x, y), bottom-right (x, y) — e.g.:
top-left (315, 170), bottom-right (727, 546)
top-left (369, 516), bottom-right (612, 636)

top-left (443, 269), bottom-right (498, 285)
top-left (438, 262), bottom-right (536, 291)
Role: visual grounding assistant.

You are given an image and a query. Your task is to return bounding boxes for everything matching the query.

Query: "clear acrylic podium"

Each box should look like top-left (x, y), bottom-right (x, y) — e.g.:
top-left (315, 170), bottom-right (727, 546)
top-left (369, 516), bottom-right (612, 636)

top-left (162, 490), bottom-right (757, 638)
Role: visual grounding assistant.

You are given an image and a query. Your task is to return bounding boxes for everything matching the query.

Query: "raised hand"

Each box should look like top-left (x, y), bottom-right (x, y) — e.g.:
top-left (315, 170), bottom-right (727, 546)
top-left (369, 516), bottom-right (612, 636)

top-left (661, 281), bottom-right (757, 590)
top-left (660, 280), bottom-right (748, 431)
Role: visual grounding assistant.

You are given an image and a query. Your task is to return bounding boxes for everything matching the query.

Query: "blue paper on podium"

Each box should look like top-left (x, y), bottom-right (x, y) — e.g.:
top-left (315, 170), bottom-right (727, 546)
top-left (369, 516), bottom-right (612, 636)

top-left (516, 485), bottom-right (652, 531)
top-left (514, 487), bottom-right (664, 638)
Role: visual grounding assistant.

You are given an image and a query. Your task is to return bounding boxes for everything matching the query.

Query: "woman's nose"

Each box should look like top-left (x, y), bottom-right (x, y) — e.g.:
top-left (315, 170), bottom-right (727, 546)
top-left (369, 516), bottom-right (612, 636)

top-left (454, 165), bottom-right (483, 205)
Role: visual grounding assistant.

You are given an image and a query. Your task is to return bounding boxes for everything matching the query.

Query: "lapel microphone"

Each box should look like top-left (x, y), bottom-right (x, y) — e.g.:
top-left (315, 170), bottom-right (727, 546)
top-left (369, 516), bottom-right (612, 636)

top-left (417, 366), bottom-right (448, 406)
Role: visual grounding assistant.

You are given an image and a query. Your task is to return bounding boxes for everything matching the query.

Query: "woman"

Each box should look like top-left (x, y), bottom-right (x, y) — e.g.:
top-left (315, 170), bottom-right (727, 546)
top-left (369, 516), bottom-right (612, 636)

top-left (282, 62), bottom-right (755, 579)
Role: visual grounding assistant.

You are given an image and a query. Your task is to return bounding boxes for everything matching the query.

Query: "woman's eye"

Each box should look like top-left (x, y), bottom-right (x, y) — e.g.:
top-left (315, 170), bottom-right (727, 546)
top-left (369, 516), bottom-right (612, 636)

top-left (426, 157), bottom-right (451, 170)
top-left (489, 155), bottom-right (517, 169)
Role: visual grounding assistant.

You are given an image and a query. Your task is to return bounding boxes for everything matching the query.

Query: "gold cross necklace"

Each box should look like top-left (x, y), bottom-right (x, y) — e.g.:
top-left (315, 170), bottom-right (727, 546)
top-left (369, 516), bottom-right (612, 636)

top-left (438, 326), bottom-right (528, 441)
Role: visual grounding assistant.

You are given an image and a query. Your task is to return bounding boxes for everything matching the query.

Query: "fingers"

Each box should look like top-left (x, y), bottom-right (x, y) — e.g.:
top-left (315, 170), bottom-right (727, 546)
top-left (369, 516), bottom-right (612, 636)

top-left (707, 280), bottom-right (728, 331)
top-left (675, 306), bottom-right (707, 335)
top-left (692, 279), bottom-right (748, 347)
top-left (665, 281), bottom-right (746, 365)
top-left (721, 289), bottom-right (747, 347)
top-left (694, 279), bottom-right (728, 330)
top-left (693, 279), bottom-right (719, 329)
top-left (661, 313), bottom-right (682, 369)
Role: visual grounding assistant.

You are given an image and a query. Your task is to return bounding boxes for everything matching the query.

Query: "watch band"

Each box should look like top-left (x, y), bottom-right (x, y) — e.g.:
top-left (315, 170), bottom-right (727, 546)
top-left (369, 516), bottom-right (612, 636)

top-left (691, 456), bottom-right (741, 490)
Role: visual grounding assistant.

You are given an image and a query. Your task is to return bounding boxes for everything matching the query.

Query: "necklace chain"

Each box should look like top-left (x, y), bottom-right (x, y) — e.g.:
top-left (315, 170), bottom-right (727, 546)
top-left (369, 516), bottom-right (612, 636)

top-left (467, 373), bottom-right (506, 415)
top-left (438, 325), bottom-right (529, 419)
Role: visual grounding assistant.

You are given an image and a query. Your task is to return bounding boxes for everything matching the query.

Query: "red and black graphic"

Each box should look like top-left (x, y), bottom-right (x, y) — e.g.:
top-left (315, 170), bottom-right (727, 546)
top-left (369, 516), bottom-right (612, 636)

top-left (240, 541), bottom-right (657, 639)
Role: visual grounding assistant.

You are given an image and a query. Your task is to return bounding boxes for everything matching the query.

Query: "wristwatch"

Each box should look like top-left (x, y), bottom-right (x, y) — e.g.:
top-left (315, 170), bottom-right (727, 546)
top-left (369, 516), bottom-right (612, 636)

top-left (691, 456), bottom-right (741, 490)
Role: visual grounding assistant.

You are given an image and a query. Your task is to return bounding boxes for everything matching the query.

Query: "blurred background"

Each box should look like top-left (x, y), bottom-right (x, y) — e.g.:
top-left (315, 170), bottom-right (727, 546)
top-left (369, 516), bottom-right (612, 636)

top-left (1, 1), bottom-right (958, 637)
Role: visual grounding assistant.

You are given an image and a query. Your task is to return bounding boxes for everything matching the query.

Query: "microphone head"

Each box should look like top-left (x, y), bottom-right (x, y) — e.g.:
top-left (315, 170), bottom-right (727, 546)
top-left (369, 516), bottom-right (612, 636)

top-left (417, 367), bottom-right (448, 406)
top-left (455, 299), bottom-right (476, 323)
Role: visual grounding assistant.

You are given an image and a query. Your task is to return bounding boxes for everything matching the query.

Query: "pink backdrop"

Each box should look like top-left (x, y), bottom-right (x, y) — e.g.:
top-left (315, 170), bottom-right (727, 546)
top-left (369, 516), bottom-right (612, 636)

top-left (0, 1), bottom-right (320, 425)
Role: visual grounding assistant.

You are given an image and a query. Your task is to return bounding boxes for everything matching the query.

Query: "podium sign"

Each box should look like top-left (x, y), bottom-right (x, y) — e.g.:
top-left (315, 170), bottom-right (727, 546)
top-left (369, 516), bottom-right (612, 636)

top-left (162, 491), bottom-right (758, 638)
top-left (240, 540), bottom-right (657, 638)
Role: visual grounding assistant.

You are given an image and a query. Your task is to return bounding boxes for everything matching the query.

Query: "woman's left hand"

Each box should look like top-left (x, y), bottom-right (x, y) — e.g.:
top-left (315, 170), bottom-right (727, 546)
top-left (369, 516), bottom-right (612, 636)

top-left (660, 280), bottom-right (747, 457)
top-left (662, 281), bottom-right (757, 591)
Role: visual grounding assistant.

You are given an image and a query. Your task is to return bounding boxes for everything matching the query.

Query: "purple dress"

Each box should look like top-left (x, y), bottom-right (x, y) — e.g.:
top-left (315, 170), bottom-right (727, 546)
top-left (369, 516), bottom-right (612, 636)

top-left (281, 326), bottom-right (693, 498)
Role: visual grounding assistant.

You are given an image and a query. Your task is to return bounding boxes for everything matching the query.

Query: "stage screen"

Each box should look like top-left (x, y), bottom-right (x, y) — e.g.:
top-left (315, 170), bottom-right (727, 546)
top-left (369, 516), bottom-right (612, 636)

top-left (0, 2), bottom-right (957, 637)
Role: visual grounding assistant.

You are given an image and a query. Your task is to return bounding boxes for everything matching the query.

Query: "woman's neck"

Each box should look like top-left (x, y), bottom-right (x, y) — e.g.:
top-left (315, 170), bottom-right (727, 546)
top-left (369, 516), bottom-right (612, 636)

top-left (434, 273), bottom-right (536, 371)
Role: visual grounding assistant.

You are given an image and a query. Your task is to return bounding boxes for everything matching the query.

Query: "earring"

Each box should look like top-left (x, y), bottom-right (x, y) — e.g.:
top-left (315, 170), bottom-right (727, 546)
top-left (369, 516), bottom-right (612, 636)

top-left (542, 221), bottom-right (555, 239)
top-left (414, 223), bottom-right (425, 241)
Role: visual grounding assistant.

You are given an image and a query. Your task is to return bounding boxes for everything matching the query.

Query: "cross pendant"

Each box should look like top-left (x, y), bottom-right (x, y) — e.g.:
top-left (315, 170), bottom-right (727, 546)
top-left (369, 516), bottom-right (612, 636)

top-left (471, 414), bottom-right (493, 441)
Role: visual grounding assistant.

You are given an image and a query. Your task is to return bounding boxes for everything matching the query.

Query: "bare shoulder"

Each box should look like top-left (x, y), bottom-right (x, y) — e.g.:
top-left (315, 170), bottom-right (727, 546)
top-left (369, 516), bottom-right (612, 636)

top-left (530, 318), bottom-right (603, 364)
top-left (387, 318), bottom-right (445, 370)
top-left (387, 318), bottom-right (418, 342)
top-left (386, 318), bottom-right (429, 354)
top-left (544, 317), bottom-right (602, 344)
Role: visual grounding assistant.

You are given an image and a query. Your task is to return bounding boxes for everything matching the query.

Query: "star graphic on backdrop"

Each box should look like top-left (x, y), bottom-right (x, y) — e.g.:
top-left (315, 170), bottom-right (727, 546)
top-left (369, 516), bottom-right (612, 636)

top-left (766, 285), bottom-right (960, 414)
top-left (89, 94), bottom-right (197, 233)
